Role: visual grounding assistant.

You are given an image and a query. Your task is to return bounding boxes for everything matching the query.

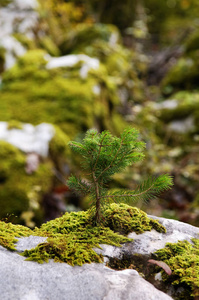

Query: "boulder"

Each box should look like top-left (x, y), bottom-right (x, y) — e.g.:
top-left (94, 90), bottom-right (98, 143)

top-left (1, 215), bottom-right (199, 299)
top-left (96, 215), bottom-right (199, 258)
top-left (96, 216), bottom-right (199, 299)
top-left (0, 0), bottom-right (38, 71)
top-left (0, 237), bottom-right (172, 300)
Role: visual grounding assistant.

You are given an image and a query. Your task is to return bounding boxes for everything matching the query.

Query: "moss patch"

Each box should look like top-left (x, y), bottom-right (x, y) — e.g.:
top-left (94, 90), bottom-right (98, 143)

top-left (154, 239), bottom-right (199, 299)
top-left (0, 203), bottom-right (166, 266)
top-left (103, 203), bottom-right (166, 234)
top-left (0, 221), bottom-right (32, 251)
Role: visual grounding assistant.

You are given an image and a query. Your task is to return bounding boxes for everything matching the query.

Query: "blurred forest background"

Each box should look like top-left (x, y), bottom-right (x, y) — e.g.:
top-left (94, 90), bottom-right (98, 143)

top-left (0, 0), bottom-right (199, 227)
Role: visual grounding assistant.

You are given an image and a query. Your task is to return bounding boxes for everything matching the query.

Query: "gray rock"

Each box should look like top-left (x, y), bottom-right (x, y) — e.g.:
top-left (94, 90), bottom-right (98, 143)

top-left (16, 235), bottom-right (47, 252)
top-left (0, 122), bottom-right (55, 157)
top-left (0, 0), bottom-right (38, 70)
top-left (95, 215), bottom-right (199, 259)
top-left (2, 215), bottom-right (198, 300)
top-left (94, 216), bottom-right (199, 299)
top-left (0, 242), bottom-right (172, 300)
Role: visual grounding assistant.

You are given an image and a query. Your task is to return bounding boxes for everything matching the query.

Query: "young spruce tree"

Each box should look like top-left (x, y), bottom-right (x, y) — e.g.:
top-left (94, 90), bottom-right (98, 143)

top-left (67, 128), bottom-right (173, 225)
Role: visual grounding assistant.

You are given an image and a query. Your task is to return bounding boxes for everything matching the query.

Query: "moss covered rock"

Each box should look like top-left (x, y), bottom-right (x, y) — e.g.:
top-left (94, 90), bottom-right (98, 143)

top-left (161, 56), bottom-right (199, 95)
top-left (155, 239), bottom-right (199, 299)
top-left (0, 44), bottom-right (142, 138)
top-left (0, 122), bottom-right (73, 226)
top-left (0, 140), bottom-right (53, 226)
top-left (0, 203), bottom-right (165, 266)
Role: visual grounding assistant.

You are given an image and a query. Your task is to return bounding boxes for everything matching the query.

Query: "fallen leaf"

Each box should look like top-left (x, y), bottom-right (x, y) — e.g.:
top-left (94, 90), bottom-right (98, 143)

top-left (148, 259), bottom-right (172, 275)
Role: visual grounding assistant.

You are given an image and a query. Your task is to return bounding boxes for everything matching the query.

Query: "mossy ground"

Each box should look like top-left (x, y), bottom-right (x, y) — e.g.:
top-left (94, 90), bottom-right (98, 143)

top-left (0, 203), bottom-right (165, 266)
top-left (154, 239), bottom-right (199, 299)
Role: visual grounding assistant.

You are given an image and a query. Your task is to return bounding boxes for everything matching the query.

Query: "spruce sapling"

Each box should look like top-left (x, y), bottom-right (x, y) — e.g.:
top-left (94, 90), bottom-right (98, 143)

top-left (67, 128), bottom-right (173, 225)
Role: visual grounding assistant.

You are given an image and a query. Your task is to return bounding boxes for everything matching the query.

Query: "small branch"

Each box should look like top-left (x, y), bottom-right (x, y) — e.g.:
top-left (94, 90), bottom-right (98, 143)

top-left (96, 133), bottom-right (128, 181)
top-left (92, 171), bottom-right (101, 224)
top-left (101, 183), bottom-right (155, 199)
top-left (69, 143), bottom-right (87, 151)
top-left (93, 133), bottom-right (108, 171)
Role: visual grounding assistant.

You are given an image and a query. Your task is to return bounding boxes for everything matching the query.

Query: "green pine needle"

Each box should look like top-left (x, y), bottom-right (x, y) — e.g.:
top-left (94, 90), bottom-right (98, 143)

top-left (67, 128), bottom-right (173, 225)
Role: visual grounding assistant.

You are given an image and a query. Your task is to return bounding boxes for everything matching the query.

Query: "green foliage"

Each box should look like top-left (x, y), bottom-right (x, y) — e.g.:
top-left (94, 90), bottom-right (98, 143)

top-left (67, 128), bottom-right (173, 224)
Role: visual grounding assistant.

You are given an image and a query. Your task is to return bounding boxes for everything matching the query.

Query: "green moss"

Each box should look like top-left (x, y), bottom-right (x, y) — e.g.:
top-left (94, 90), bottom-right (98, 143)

top-left (0, 50), bottom-right (101, 135)
top-left (0, 0), bottom-right (12, 7)
top-left (0, 141), bottom-right (53, 225)
top-left (0, 36), bottom-right (143, 135)
top-left (103, 203), bottom-right (166, 234)
top-left (162, 54), bottom-right (199, 94)
top-left (49, 125), bottom-right (71, 168)
top-left (38, 36), bottom-right (61, 57)
top-left (2, 50), bottom-right (48, 83)
top-left (21, 203), bottom-right (165, 265)
top-left (185, 29), bottom-right (199, 54)
top-left (0, 221), bottom-right (32, 251)
top-left (60, 23), bottom-right (120, 55)
top-left (0, 46), bottom-right (5, 74)
top-left (154, 239), bottom-right (199, 299)
top-left (7, 120), bottom-right (23, 130)
top-left (12, 33), bottom-right (36, 50)
top-left (0, 203), bottom-right (166, 266)
top-left (156, 91), bottom-right (199, 122)
top-left (23, 227), bottom-right (129, 265)
top-left (28, 207), bottom-right (132, 265)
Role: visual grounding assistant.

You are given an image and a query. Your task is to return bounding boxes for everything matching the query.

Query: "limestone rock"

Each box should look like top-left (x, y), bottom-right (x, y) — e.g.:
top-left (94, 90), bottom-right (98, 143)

top-left (0, 236), bottom-right (172, 300)
top-left (95, 216), bottom-right (199, 299)
top-left (96, 215), bottom-right (199, 259)
top-left (0, 122), bottom-right (55, 157)
top-left (2, 215), bottom-right (198, 299)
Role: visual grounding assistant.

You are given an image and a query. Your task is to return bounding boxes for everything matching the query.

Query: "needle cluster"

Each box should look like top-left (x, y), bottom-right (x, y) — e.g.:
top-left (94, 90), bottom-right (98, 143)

top-left (67, 128), bottom-right (173, 224)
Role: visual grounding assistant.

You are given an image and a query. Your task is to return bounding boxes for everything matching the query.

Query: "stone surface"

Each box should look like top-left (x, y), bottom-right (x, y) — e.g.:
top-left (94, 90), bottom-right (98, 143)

top-left (95, 215), bottom-right (199, 259)
top-left (3, 215), bottom-right (198, 299)
top-left (0, 0), bottom-right (38, 70)
top-left (0, 241), bottom-right (172, 300)
top-left (0, 122), bottom-right (55, 157)
top-left (1, 215), bottom-right (199, 299)
top-left (45, 54), bottom-right (99, 79)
